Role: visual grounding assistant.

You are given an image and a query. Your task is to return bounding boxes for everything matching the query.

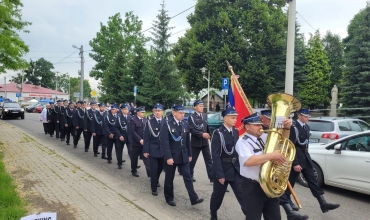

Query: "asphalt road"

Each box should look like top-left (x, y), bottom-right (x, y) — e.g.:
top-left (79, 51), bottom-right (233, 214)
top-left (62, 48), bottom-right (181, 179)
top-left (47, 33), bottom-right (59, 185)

top-left (4, 112), bottom-right (370, 220)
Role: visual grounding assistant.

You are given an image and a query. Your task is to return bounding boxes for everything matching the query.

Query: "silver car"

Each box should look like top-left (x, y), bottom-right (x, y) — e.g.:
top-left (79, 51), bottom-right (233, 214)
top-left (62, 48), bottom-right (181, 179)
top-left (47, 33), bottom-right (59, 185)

top-left (307, 117), bottom-right (370, 144)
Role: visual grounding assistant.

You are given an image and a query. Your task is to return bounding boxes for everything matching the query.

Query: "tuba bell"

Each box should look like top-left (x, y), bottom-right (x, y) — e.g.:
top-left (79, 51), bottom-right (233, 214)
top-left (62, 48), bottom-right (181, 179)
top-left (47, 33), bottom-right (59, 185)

top-left (259, 93), bottom-right (301, 198)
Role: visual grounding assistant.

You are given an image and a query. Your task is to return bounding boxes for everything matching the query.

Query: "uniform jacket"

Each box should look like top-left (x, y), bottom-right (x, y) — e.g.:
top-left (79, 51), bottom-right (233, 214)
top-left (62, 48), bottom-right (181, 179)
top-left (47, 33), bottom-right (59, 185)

top-left (73, 108), bottom-right (86, 129)
top-left (188, 112), bottom-right (210, 147)
top-left (93, 110), bottom-right (106, 135)
top-left (211, 125), bottom-right (240, 181)
top-left (103, 112), bottom-right (119, 139)
top-left (289, 120), bottom-right (314, 168)
top-left (143, 117), bottom-right (163, 158)
top-left (47, 107), bottom-right (55, 122)
top-left (129, 115), bottom-right (147, 147)
top-left (63, 108), bottom-right (76, 127)
top-left (115, 114), bottom-right (132, 144)
top-left (160, 118), bottom-right (192, 165)
top-left (84, 108), bottom-right (96, 133)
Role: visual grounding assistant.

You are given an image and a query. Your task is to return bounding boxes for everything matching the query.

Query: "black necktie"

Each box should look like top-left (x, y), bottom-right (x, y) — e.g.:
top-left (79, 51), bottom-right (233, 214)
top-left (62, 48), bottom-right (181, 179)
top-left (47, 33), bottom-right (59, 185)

top-left (158, 120), bottom-right (161, 124)
top-left (303, 125), bottom-right (306, 130)
top-left (257, 138), bottom-right (265, 149)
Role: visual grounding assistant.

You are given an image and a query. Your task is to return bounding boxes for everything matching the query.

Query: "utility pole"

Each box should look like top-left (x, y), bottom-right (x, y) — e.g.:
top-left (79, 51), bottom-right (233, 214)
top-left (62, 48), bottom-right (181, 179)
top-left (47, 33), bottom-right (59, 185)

top-left (200, 67), bottom-right (210, 112)
top-left (4, 76), bottom-right (7, 99)
top-left (55, 71), bottom-right (59, 101)
top-left (73, 45), bottom-right (84, 100)
top-left (284, 0), bottom-right (296, 95)
top-left (68, 73), bottom-right (70, 100)
top-left (21, 70), bottom-right (24, 101)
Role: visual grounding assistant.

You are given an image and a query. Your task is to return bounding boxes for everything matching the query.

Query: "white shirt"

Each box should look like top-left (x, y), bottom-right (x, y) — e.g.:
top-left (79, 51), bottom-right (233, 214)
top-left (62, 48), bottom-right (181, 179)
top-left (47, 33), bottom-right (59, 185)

top-left (174, 118), bottom-right (181, 125)
top-left (235, 132), bottom-right (267, 181)
top-left (297, 119), bottom-right (305, 127)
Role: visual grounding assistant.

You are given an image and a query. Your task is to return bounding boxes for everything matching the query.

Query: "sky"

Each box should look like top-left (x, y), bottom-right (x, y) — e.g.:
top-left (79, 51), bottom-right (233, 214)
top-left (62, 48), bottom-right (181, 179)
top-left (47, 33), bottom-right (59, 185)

top-left (3, 0), bottom-right (368, 94)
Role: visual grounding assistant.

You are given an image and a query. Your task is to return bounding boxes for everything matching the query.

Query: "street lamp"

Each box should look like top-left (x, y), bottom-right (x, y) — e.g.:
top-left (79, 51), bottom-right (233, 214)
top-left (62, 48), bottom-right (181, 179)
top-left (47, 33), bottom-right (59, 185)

top-left (73, 45), bottom-right (84, 101)
top-left (67, 72), bottom-right (70, 99)
top-left (200, 67), bottom-right (210, 112)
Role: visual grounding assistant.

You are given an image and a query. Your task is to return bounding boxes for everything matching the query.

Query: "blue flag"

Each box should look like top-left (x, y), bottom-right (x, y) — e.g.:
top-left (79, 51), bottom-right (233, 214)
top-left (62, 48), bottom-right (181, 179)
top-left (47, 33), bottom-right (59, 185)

top-left (228, 83), bottom-right (234, 107)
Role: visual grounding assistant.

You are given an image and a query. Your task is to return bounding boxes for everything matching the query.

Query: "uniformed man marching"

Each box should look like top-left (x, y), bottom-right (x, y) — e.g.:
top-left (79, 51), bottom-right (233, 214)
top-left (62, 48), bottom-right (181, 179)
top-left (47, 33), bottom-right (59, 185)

top-left (210, 108), bottom-right (246, 220)
top-left (235, 113), bottom-right (290, 220)
top-left (84, 101), bottom-right (97, 152)
top-left (281, 109), bottom-right (339, 215)
top-left (114, 103), bottom-right (132, 169)
top-left (103, 104), bottom-right (119, 164)
top-left (93, 103), bottom-right (107, 158)
top-left (56, 100), bottom-right (66, 141)
top-left (160, 105), bottom-right (203, 207)
top-left (52, 100), bottom-right (62, 139)
top-left (143, 103), bottom-right (164, 196)
top-left (64, 102), bottom-right (76, 146)
top-left (47, 101), bottom-right (56, 137)
top-left (188, 100), bottom-right (213, 182)
top-left (73, 101), bottom-right (86, 148)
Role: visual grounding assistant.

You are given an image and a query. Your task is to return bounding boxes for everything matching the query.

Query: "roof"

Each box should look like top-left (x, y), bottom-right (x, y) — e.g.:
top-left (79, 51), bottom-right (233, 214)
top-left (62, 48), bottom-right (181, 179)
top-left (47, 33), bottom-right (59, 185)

top-left (0, 83), bottom-right (67, 95)
top-left (200, 90), bottom-right (224, 100)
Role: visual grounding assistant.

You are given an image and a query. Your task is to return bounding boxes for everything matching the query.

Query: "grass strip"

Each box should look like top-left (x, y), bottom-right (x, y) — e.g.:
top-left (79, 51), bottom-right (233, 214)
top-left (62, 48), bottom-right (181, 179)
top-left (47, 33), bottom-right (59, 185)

top-left (0, 151), bottom-right (28, 219)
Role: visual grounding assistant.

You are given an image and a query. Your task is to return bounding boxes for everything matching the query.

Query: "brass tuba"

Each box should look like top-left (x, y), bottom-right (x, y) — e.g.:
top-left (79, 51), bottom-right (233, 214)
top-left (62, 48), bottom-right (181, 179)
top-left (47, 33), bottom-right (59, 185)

top-left (259, 93), bottom-right (301, 198)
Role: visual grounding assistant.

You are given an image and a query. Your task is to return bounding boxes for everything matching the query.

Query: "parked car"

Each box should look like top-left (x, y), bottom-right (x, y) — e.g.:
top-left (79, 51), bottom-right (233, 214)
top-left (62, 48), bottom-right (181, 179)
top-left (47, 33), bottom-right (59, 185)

top-left (35, 103), bottom-right (47, 113)
top-left (207, 112), bottom-right (223, 134)
top-left (307, 117), bottom-right (370, 144)
top-left (297, 131), bottom-right (370, 196)
top-left (164, 108), bottom-right (194, 122)
top-left (25, 103), bottom-right (42, 113)
top-left (0, 102), bottom-right (25, 119)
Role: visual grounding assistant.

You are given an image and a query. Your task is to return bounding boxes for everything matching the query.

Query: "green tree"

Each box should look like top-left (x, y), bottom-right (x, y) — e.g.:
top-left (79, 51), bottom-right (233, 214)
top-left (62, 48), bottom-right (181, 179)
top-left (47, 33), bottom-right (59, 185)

top-left (341, 4), bottom-right (370, 109)
top-left (138, 2), bottom-right (184, 108)
top-left (56, 73), bottom-right (70, 93)
top-left (69, 77), bottom-right (91, 100)
top-left (322, 31), bottom-right (344, 89)
top-left (0, 0), bottom-right (31, 72)
top-left (89, 12), bottom-right (147, 103)
top-left (173, 0), bottom-right (287, 104)
top-left (298, 31), bottom-right (331, 108)
top-left (293, 22), bottom-right (308, 99)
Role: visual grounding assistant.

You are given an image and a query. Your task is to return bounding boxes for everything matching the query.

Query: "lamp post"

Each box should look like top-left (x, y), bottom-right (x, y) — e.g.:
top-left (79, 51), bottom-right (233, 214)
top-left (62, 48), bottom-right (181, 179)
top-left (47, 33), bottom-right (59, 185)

top-left (55, 71), bottom-right (59, 101)
top-left (67, 73), bottom-right (70, 100)
top-left (72, 45), bottom-right (84, 101)
top-left (200, 67), bottom-right (210, 112)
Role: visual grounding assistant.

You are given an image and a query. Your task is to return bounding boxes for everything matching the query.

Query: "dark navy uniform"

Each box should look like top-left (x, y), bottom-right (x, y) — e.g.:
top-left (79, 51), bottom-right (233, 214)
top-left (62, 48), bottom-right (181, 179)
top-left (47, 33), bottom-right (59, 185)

top-left (84, 104), bottom-right (96, 152)
top-left (47, 103), bottom-right (55, 137)
top-left (52, 102), bottom-right (61, 139)
top-left (114, 104), bottom-right (132, 168)
top-left (188, 108), bottom-right (213, 181)
top-left (143, 103), bottom-right (164, 195)
top-left (210, 110), bottom-right (246, 219)
top-left (129, 107), bottom-right (150, 177)
top-left (93, 106), bottom-right (107, 158)
top-left (73, 102), bottom-right (86, 147)
top-left (160, 105), bottom-right (203, 206)
top-left (56, 101), bottom-right (66, 141)
top-left (63, 103), bottom-right (76, 145)
top-left (103, 107), bottom-right (119, 163)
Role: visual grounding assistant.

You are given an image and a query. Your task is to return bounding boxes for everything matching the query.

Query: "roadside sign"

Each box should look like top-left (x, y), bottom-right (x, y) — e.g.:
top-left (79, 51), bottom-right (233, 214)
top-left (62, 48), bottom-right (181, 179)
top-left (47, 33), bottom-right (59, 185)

top-left (21, 212), bottom-right (56, 220)
top-left (90, 90), bottom-right (98, 97)
top-left (73, 92), bottom-right (80, 98)
top-left (222, 78), bottom-right (229, 90)
top-left (16, 93), bottom-right (21, 97)
top-left (134, 86), bottom-right (137, 96)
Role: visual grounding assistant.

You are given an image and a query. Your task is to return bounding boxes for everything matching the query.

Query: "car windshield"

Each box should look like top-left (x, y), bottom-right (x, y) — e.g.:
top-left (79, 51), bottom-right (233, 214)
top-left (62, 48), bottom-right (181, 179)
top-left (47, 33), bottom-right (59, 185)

top-left (207, 113), bottom-right (215, 118)
top-left (4, 103), bottom-right (21, 108)
top-left (307, 120), bottom-right (334, 132)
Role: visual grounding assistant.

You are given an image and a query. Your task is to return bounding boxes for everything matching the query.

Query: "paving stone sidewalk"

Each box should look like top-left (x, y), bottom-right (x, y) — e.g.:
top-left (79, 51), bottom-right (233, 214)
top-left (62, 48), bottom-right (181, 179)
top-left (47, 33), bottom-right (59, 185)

top-left (0, 121), bottom-right (155, 220)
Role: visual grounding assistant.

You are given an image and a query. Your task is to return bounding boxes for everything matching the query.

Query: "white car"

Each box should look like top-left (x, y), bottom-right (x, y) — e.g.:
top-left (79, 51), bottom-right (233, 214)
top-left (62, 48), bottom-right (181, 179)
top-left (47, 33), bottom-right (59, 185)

top-left (297, 131), bottom-right (370, 195)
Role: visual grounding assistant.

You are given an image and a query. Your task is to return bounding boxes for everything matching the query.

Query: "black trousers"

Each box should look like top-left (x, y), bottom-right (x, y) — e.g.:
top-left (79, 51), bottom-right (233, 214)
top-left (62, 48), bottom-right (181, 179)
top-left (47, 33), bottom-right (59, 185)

top-left (282, 158), bottom-right (324, 203)
top-left (42, 123), bottom-right (48, 134)
top-left (65, 126), bottom-right (75, 144)
top-left (210, 172), bottom-right (246, 214)
top-left (93, 135), bottom-right (106, 155)
top-left (84, 131), bottom-right (93, 150)
top-left (131, 145), bottom-right (150, 176)
top-left (54, 122), bottom-right (60, 138)
top-left (126, 142), bottom-right (132, 159)
top-left (74, 128), bottom-right (85, 146)
top-left (58, 122), bottom-right (65, 140)
top-left (242, 177), bottom-right (281, 220)
top-left (48, 122), bottom-right (55, 136)
top-left (164, 163), bottom-right (198, 202)
top-left (106, 136), bottom-right (116, 161)
top-left (115, 139), bottom-right (127, 165)
top-left (190, 146), bottom-right (213, 180)
top-left (150, 157), bottom-right (163, 192)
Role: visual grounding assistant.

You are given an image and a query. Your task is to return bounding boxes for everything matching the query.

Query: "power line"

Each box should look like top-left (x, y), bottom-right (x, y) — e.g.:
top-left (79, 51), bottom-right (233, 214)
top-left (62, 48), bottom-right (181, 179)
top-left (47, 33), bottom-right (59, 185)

top-left (296, 11), bottom-right (316, 32)
top-left (141, 5), bottom-right (195, 33)
top-left (171, 28), bottom-right (189, 36)
top-left (53, 50), bottom-right (79, 65)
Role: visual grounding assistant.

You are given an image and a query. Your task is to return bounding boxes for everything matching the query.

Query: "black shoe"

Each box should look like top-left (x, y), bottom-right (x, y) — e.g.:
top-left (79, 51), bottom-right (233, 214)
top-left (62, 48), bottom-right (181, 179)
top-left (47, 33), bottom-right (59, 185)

top-left (94, 154), bottom-right (97, 157)
top-left (132, 173), bottom-right (139, 177)
top-left (192, 177), bottom-right (196, 182)
top-left (137, 165), bottom-right (141, 169)
top-left (210, 211), bottom-right (218, 220)
top-left (226, 188), bottom-right (229, 192)
top-left (97, 152), bottom-right (100, 154)
top-left (50, 135), bottom-right (53, 137)
top-left (152, 191), bottom-right (158, 196)
top-left (210, 179), bottom-right (214, 183)
top-left (45, 132), bottom-right (47, 135)
top-left (122, 160), bottom-right (126, 163)
top-left (61, 139), bottom-right (65, 141)
top-left (282, 203), bottom-right (309, 220)
top-left (101, 156), bottom-right (107, 159)
top-left (56, 136), bottom-right (59, 139)
top-left (66, 143), bottom-right (70, 145)
top-left (85, 149), bottom-right (88, 152)
top-left (191, 198), bottom-right (204, 206)
top-left (178, 172), bottom-right (182, 175)
top-left (74, 145), bottom-right (77, 148)
top-left (167, 200), bottom-right (176, 206)
top-left (290, 200), bottom-right (299, 211)
top-left (118, 165), bottom-right (122, 169)
top-left (316, 195), bottom-right (340, 213)
top-left (157, 183), bottom-right (161, 187)
top-left (108, 160), bottom-right (112, 164)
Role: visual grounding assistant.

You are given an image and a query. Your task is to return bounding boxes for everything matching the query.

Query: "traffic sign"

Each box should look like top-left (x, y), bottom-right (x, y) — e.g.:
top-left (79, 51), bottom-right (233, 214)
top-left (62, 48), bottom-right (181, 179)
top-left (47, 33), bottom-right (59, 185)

top-left (73, 92), bottom-right (80, 98)
top-left (222, 78), bottom-right (229, 90)
top-left (134, 86), bottom-right (137, 96)
top-left (16, 93), bottom-right (21, 97)
top-left (90, 90), bottom-right (98, 97)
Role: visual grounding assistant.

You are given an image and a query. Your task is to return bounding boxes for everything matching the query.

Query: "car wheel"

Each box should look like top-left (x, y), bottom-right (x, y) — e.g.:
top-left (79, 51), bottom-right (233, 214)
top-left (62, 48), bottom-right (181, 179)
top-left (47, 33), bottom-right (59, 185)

top-left (21, 115), bottom-right (24, 119)
top-left (297, 162), bottom-right (324, 187)
top-left (1, 114), bottom-right (6, 120)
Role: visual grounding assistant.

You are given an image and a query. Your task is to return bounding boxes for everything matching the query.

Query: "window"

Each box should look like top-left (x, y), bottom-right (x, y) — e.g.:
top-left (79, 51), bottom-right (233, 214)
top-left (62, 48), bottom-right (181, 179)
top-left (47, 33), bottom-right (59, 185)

top-left (4, 103), bottom-right (21, 108)
top-left (342, 135), bottom-right (370, 152)
top-left (338, 121), bottom-right (351, 131)
top-left (348, 121), bottom-right (362, 132)
top-left (307, 120), bottom-right (334, 132)
top-left (359, 121), bottom-right (370, 131)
